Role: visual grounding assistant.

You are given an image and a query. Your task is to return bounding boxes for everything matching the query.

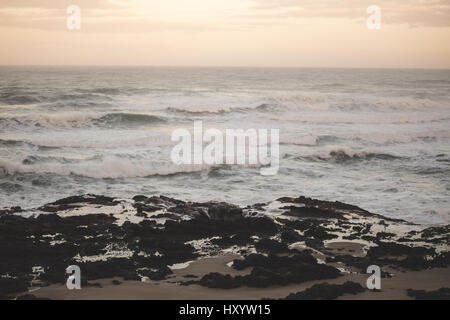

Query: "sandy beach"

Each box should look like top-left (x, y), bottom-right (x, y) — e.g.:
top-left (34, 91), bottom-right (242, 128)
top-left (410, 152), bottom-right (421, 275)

top-left (31, 255), bottom-right (450, 300)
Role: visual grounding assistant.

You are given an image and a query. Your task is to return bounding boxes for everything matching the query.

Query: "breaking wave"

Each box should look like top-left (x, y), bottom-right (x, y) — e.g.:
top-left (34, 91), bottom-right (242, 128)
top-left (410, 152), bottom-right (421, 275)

top-left (0, 157), bottom-right (215, 179)
top-left (92, 113), bottom-right (166, 127)
top-left (165, 103), bottom-right (276, 116)
top-left (0, 112), bottom-right (166, 129)
top-left (166, 106), bottom-right (231, 116)
top-left (298, 150), bottom-right (405, 163)
top-left (280, 135), bottom-right (341, 147)
top-left (0, 93), bottom-right (41, 105)
top-left (0, 86), bottom-right (156, 105)
top-left (0, 138), bottom-right (61, 151)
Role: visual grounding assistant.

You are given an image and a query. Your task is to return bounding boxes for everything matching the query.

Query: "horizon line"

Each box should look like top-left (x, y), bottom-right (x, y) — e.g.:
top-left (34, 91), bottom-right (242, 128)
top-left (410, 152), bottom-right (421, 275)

top-left (1, 65), bottom-right (449, 70)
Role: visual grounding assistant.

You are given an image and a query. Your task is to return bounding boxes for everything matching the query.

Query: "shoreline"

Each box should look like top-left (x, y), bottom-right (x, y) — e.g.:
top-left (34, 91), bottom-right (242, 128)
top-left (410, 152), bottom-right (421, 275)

top-left (1, 194), bottom-right (449, 300)
top-left (30, 256), bottom-right (450, 300)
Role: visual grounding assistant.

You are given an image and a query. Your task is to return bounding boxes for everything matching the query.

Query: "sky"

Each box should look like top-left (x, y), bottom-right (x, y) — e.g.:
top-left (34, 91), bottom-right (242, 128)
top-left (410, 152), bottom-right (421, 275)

top-left (0, 0), bottom-right (449, 68)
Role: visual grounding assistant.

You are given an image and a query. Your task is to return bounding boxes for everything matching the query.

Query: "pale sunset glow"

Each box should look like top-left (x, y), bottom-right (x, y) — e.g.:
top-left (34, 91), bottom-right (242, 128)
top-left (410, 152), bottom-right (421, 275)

top-left (0, 0), bottom-right (449, 68)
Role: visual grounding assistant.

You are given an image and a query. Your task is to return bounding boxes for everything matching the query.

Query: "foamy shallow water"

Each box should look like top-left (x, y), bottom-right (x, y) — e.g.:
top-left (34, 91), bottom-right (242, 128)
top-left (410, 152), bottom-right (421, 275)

top-left (0, 67), bottom-right (449, 224)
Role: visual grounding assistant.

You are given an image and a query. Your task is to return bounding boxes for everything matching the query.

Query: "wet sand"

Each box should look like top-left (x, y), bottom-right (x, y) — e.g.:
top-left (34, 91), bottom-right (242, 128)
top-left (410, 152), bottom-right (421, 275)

top-left (31, 254), bottom-right (450, 300)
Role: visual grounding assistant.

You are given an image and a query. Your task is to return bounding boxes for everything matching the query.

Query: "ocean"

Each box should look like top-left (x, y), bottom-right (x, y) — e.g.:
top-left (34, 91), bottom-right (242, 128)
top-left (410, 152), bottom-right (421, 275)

top-left (0, 66), bottom-right (449, 224)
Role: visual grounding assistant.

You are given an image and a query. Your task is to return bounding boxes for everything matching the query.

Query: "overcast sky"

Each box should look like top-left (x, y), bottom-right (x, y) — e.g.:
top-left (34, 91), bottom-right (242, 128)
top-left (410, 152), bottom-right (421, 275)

top-left (1, 0), bottom-right (449, 68)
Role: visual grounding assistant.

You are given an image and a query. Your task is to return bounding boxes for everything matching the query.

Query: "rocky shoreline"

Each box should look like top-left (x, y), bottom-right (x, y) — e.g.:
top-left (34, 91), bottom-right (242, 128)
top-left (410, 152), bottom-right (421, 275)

top-left (0, 194), bottom-right (449, 300)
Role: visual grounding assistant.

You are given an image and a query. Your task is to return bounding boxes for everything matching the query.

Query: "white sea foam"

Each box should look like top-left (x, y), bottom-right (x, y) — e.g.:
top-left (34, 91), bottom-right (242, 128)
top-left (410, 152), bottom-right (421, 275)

top-left (0, 157), bottom-right (215, 179)
top-left (1, 67), bottom-right (449, 224)
top-left (0, 112), bottom-right (166, 129)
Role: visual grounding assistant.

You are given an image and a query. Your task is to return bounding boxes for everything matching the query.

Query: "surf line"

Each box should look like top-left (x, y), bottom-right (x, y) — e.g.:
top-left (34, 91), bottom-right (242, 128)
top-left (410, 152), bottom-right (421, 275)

top-left (170, 120), bottom-right (280, 176)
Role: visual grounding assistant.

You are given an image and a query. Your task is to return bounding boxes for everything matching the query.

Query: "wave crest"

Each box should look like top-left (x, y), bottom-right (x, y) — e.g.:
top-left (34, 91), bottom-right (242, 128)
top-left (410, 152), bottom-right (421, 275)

top-left (0, 112), bottom-right (166, 129)
top-left (93, 113), bottom-right (166, 127)
top-left (0, 157), bottom-right (213, 179)
top-left (298, 149), bottom-right (404, 164)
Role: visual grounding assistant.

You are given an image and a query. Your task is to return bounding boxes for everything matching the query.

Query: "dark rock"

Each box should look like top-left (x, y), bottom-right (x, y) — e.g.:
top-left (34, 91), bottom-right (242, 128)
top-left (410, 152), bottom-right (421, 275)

top-left (304, 225), bottom-right (338, 240)
top-left (282, 206), bottom-right (344, 219)
top-left (159, 195), bottom-right (185, 206)
top-left (0, 278), bottom-right (30, 300)
top-left (0, 206), bottom-right (22, 216)
top-left (376, 232), bottom-right (396, 239)
top-left (53, 194), bottom-right (118, 206)
top-left (1, 193), bottom-right (448, 298)
top-left (278, 196), bottom-right (369, 214)
top-left (132, 195), bottom-right (149, 202)
top-left (168, 204), bottom-right (208, 220)
top-left (207, 203), bottom-right (243, 221)
top-left (134, 203), bottom-right (161, 214)
top-left (189, 273), bottom-right (240, 289)
top-left (16, 294), bottom-right (51, 300)
top-left (39, 194), bottom-right (119, 212)
top-left (187, 253), bottom-right (341, 289)
top-left (305, 239), bottom-right (324, 249)
top-left (282, 281), bottom-right (366, 300)
top-left (254, 238), bottom-right (290, 253)
top-left (407, 288), bottom-right (450, 300)
top-left (153, 213), bottom-right (181, 220)
top-left (367, 242), bottom-right (435, 259)
top-left (210, 234), bottom-right (254, 247)
top-left (164, 216), bottom-right (278, 241)
top-left (280, 229), bottom-right (305, 243)
top-left (140, 266), bottom-right (173, 281)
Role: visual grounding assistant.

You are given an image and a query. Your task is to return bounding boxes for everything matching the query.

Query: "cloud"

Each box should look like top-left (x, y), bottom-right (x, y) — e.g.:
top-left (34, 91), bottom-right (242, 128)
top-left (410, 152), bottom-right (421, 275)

top-left (0, 0), bottom-right (142, 32)
top-left (0, 0), bottom-right (449, 32)
top-left (247, 0), bottom-right (450, 27)
top-left (0, 0), bottom-right (131, 9)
